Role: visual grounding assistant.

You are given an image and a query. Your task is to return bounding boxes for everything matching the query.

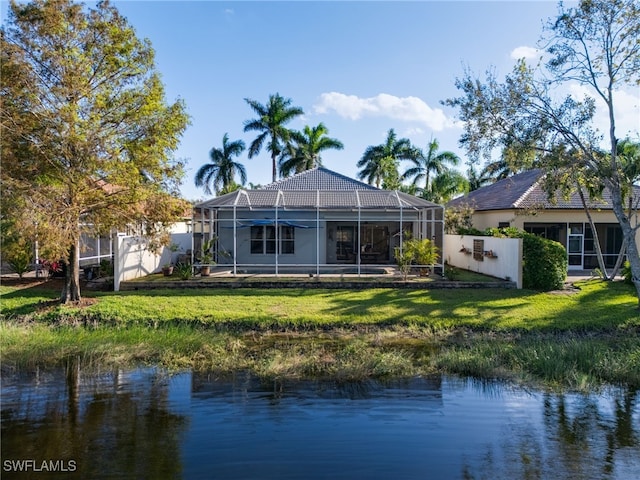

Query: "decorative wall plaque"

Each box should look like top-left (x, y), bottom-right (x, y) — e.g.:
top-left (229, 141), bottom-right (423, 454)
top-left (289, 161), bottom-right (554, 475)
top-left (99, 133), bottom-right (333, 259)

top-left (473, 239), bottom-right (484, 261)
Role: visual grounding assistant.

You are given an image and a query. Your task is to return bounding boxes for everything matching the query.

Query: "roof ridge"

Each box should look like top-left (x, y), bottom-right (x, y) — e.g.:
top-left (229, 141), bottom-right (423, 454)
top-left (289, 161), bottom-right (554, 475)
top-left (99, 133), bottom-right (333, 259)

top-left (316, 167), bottom-right (379, 190)
top-left (261, 167), bottom-right (379, 191)
top-left (261, 167), bottom-right (320, 188)
top-left (513, 171), bottom-right (544, 208)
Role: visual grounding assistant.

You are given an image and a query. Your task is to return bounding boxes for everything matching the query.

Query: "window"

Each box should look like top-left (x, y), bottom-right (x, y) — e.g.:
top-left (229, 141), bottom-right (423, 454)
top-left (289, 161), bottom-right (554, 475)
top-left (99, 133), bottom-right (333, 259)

top-left (250, 225), bottom-right (295, 254)
top-left (280, 225), bottom-right (295, 254)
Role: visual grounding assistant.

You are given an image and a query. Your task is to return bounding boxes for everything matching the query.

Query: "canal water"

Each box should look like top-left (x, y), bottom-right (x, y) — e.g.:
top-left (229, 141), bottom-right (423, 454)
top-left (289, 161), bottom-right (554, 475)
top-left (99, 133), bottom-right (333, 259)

top-left (2, 368), bottom-right (638, 479)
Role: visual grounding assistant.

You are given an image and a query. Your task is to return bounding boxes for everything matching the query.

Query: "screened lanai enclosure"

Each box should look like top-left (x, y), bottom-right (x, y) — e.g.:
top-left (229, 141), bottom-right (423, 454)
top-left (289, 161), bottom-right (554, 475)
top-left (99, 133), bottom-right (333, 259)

top-left (192, 168), bottom-right (444, 276)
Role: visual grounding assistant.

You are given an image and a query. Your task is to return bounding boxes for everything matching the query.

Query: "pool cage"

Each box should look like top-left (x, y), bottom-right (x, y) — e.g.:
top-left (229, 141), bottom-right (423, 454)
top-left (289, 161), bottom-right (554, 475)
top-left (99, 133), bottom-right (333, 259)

top-left (192, 189), bottom-right (444, 277)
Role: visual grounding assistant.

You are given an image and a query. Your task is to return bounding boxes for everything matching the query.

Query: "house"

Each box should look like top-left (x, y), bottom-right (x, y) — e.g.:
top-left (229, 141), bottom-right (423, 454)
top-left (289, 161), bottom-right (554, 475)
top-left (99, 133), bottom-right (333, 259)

top-left (193, 167), bottom-right (444, 275)
top-left (447, 169), bottom-right (640, 271)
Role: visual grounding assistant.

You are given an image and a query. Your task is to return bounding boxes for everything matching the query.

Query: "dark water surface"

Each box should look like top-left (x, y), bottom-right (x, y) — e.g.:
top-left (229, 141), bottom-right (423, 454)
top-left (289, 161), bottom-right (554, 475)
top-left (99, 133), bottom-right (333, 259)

top-left (1, 368), bottom-right (639, 479)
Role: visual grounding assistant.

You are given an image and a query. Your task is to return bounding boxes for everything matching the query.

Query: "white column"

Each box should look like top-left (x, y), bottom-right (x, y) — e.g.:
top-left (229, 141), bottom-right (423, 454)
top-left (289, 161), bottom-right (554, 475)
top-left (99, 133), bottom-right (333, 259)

top-left (316, 190), bottom-right (320, 277)
top-left (233, 205), bottom-right (237, 276)
top-left (275, 206), bottom-right (279, 276)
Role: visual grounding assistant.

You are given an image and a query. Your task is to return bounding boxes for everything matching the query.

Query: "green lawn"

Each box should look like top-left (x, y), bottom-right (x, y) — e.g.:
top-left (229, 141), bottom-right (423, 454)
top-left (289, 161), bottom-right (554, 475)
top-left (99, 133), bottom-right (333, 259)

top-left (1, 279), bottom-right (637, 331)
top-left (1, 279), bottom-right (638, 390)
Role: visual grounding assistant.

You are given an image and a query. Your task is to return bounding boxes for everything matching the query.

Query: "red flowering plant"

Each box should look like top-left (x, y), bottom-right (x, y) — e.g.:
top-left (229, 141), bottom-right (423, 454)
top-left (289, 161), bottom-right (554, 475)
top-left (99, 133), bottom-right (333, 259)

top-left (39, 259), bottom-right (63, 278)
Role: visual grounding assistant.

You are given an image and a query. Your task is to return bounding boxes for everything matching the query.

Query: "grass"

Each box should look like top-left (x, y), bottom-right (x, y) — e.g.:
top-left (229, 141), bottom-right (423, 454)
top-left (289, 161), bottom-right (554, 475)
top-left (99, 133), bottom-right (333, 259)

top-left (125, 267), bottom-right (497, 284)
top-left (1, 277), bottom-right (638, 391)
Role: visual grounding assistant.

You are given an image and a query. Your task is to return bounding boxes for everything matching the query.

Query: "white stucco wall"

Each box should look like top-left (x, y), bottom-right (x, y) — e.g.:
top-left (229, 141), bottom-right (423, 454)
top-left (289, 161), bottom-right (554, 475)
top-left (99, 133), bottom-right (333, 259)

top-left (113, 233), bottom-right (192, 291)
top-left (444, 234), bottom-right (523, 288)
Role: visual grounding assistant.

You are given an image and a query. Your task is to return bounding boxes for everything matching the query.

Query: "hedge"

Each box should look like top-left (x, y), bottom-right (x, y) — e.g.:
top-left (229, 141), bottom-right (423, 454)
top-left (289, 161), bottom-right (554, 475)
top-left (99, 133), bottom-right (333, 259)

top-left (460, 227), bottom-right (568, 290)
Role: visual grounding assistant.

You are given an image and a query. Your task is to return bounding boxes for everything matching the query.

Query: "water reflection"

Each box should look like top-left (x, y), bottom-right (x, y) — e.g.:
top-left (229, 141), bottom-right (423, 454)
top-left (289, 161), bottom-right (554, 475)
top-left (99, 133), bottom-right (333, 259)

top-left (1, 368), bottom-right (638, 479)
top-left (2, 366), bottom-right (188, 479)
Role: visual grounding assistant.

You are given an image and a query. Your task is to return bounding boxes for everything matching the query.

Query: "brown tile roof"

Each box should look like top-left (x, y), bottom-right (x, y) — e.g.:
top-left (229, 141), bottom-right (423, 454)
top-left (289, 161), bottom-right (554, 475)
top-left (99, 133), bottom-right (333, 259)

top-left (447, 169), bottom-right (637, 211)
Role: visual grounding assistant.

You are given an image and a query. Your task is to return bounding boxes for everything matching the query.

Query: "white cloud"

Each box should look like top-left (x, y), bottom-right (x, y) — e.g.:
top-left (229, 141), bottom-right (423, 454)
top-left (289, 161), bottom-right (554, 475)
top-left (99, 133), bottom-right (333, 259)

top-left (510, 46), bottom-right (539, 60)
top-left (313, 92), bottom-right (459, 131)
top-left (403, 127), bottom-right (426, 137)
top-left (224, 8), bottom-right (234, 15)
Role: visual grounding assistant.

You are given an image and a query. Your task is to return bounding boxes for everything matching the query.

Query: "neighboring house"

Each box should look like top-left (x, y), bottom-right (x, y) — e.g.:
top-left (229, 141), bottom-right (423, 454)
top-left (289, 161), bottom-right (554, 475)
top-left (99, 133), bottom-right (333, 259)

top-left (193, 167), bottom-right (444, 274)
top-left (447, 169), bottom-right (640, 271)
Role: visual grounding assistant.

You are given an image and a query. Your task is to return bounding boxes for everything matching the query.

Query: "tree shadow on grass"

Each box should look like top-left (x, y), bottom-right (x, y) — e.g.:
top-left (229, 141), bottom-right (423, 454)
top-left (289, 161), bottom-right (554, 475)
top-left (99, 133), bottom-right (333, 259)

top-left (316, 281), bottom-right (638, 332)
top-left (316, 287), bottom-right (535, 331)
top-left (1, 278), bottom-right (63, 317)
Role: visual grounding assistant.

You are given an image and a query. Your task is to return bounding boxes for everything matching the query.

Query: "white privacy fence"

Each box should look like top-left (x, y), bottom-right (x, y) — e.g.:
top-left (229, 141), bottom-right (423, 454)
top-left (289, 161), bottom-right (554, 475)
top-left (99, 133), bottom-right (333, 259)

top-left (113, 233), bottom-right (191, 291)
top-left (444, 234), bottom-right (523, 288)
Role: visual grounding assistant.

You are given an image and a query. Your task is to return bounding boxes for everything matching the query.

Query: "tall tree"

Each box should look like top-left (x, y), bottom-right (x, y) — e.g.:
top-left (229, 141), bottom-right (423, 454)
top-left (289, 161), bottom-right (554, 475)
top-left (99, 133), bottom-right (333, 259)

top-left (357, 129), bottom-right (417, 189)
top-left (278, 123), bottom-right (343, 177)
top-left (618, 139), bottom-right (640, 188)
top-left (481, 158), bottom-right (519, 181)
top-left (195, 133), bottom-right (246, 195)
top-left (423, 170), bottom-right (469, 203)
top-left (445, 0), bottom-right (640, 306)
top-left (466, 163), bottom-right (493, 192)
top-left (243, 93), bottom-right (304, 183)
top-left (402, 138), bottom-right (461, 196)
top-left (1, 0), bottom-right (189, 303)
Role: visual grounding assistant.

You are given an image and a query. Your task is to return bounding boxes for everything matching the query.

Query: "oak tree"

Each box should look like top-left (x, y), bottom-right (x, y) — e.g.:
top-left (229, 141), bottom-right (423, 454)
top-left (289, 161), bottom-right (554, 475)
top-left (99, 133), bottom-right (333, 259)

top-left (1, 0), bottom-right (190, 302)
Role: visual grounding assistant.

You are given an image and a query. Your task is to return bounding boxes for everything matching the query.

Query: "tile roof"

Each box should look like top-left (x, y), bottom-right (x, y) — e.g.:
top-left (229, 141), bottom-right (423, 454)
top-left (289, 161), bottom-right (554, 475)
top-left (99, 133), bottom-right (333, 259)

top-left (447, 169), bottom-right (637, 211)
top-left (262, 167), bottom-right (378, 191)
top-left (195, 168), bottom-right (441, 210)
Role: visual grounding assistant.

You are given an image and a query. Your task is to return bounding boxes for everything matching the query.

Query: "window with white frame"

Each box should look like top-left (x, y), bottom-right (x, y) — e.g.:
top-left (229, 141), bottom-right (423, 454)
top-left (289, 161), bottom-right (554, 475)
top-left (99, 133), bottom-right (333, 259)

top-left (250, 225), bottom-right (295, 254)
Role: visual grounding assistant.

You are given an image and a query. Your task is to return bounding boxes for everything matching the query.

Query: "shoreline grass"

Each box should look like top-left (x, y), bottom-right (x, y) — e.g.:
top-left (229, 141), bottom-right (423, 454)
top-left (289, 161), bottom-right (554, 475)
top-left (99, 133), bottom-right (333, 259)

top-left (1, 278), bottom-right (638, 391)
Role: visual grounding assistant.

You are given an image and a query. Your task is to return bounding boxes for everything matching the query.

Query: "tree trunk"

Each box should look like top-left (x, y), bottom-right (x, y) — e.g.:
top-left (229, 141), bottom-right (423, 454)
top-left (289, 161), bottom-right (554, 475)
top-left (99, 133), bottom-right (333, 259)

top-left (576, 184), bottom-right (609, 279)
top-left (60, 239), bottom-right (81, 303)
top-left (271, 152), bottom-right (277, 183)
top-left (607, 181), bottom-right (640, 308)
top-left (609, 238), bottom-right (627, 279)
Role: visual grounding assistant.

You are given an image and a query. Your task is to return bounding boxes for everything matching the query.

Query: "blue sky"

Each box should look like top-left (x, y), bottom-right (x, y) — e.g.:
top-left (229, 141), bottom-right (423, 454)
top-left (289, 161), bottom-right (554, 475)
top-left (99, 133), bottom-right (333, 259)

top-left (3, 1), bottom-right (639, 200)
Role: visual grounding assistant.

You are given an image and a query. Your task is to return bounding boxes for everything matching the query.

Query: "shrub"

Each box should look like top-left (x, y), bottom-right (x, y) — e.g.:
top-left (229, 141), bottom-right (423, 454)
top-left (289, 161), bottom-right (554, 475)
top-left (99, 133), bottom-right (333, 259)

top-left (521, 233), bottom-right (567, 290)
top-left (457, 226), bottom-right (484, 236)
top-left (176, 262), bottom-right (193, 280)
top-left (100, 259), bottom-right (114, 277)
top-left (445, 204), bottom-right (474, 234)
top-left (1, 220), bottom-right (33, 278)
top-left (394, 246), bottom-right (414, 281)
top-left (483, 227), bottom-right (567, 290)
top-left (405, 238), bottom-right (439, 276)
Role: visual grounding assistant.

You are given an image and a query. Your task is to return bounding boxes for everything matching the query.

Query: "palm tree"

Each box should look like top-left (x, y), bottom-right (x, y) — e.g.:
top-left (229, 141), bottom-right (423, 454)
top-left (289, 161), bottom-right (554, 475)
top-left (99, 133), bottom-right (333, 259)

top-left (482, 158), bottom-right (515, 181)
top-left (195, 133), bottom-right (247, 195)
top-left (403, 138), bottom-right (460, 196)
top-left (357, 129), bottom-right (417, 188)
top-left (278, 123), bottom-right (344, 177)
top-left (243, 93), bottom-right (304, 183)
top-left (466, 163), bottom-right (493, 191)
top-left (424, 170), bottom-right (468, 203)
top-left (618, 138), bottom-right (640, 187)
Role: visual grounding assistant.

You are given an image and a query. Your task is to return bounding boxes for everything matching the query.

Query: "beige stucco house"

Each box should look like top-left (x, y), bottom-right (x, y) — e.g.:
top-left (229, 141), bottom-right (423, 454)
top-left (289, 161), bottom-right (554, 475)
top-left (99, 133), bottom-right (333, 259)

top-left (447, 169), bottom-right (639, 271)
